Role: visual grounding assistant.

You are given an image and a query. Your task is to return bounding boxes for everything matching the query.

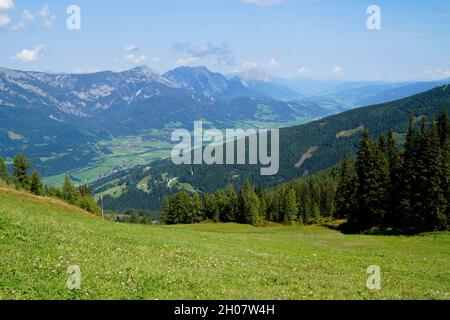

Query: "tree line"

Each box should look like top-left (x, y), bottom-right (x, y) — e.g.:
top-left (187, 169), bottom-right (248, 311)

top-left (0, 153), bottom-right (100, 215)
top-left (161, 111), bottom-right (449, 233)
top-left (338, 111), bottom-right (449, 232)
top-left (161, 170), bottom-right (338, 226)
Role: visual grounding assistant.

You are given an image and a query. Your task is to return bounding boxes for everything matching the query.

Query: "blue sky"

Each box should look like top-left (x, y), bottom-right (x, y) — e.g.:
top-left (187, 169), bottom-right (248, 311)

top-left (1, 0), bottom-right (449, 81)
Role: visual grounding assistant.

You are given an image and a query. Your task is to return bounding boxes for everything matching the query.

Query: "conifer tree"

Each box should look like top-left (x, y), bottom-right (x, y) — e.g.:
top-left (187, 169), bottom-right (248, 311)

top-left (30, 170), bottom-right (43, 196)
top-left (192, 192), bottom-right (204, 223)
top-left (161, 196), bottom-right (173, 224)
top-left (335, 154), bottom-right (357, 219)
top-left (418, 123), bottom-right (447, 230)
top-left (13, 153), bottom-right (31, 190)
top-left (173, 192), bottom-right (193, 224)
top-left (378, 133), bottom-right (388, 154)
top-left (259, 196), bottom-right (267, 222)
top-left (284, 188), bottom-right (298, 225)
top-left (78, 185), bottom-right (93, 197)
top-left (239, 180), bottom-right (262, 226)
top-left (352, 127), bottom-right (389, 229)
top-left (437, 110), bottom-right (450, 224)
top-left (374, 135), bottom-right (390, 226)
top-left (213, 189), bottom-right (228, 222)
top-left (0, 156), bottom-right (9, 183)
top-left (399, 114), bottom-right (418, 227)
top-left (225, 184), bottom-right (238, 222)
top-left (62, 175), bottom-right (79, 205)
top-left (202, 193), bottom-right (216, 221)
top-left (386, 131), bottom-right (403, 226)
top-left (437, 109), bottom-right (450, 147)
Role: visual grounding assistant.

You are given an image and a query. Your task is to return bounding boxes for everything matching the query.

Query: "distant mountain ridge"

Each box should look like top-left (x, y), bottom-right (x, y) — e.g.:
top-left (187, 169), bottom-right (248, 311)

top-left (0, 66), bottom-right (329, 176)
top-left (164, 66), bottom-right (253, 99)
top-left (284, 77), bottom-right (450, 107)
top-left (235, 69), bottom-right (304, 101)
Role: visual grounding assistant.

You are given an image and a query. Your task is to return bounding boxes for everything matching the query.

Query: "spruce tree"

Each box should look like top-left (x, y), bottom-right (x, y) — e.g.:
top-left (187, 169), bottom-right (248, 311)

top-left (399, 114), bottom-right (418, 228)
top-left (239, 180), bottom-right (262, 226)
top-left (352, 127), bottom-right (389, 229)
top-left (225, 184), bottom-right (238, 222)
top-left (352, 127), bottom-right (373, 228)
top-left (202, 193), bottom-right (216, 221)
top-left (335, 154), bottom-right (357, 219)
top-left (437, 109), bottom-right (450, 147)
top-left (378, 133), bottom-right (388, 154)
top-left (192, 192), bottom-right (204, 223)
top-left (284, 189), bottom-right (298, 225)
top-left (172, 192), bottom-right (193, 224)
top-left (386, 131), bottom-right (403, 226)
top-left (12, 153), bottom-right (31, 190)
top-left (419, 123), bottom-right (447, 230)
top-left (62, 176), bottom-right (79, 205)
top-left (259, 196), bottom-right (267, 222)
top-left (213, 190), bottom-right (227, 222)
top-left (161, 196), bottom-right (173, 224)
top-left (0, 156), bottom-right (9, 184)
top-left (78, 185), bottom-right (93, 197)
top-left (30, 170), bottom-right (43, 196)
top-left (437, 110), bottom-right (450, 225)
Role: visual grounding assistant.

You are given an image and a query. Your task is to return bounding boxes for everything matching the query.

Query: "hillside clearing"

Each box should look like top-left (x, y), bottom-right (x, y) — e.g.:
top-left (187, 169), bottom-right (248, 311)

top-left (0, 188), bottom-right (449, 300)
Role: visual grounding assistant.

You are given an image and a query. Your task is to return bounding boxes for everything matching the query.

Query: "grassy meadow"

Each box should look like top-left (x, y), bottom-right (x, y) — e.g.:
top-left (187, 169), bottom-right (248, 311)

top-left (0, 185), bottom-right (449, 300)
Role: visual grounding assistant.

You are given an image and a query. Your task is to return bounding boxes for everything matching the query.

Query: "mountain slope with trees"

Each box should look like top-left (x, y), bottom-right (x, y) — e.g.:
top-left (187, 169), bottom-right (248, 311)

top-left (0, 154), bottom-right (100, 214)
top-left (161, 111), bottom-right (449, 234)
top-left (95, 86), bottom-right (450, 212)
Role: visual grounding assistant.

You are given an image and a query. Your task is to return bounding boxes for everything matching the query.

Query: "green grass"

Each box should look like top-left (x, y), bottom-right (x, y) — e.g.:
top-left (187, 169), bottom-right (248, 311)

top-left (0, 186), bottom-right (449, 300)
top-left (43, 137), bottom-right (173, 186)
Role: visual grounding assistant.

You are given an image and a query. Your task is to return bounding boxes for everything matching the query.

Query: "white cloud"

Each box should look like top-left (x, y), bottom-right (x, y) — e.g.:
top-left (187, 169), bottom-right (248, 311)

top-left (176, 57), bottom-right (199, 66)
top-left (242, 61), bottom-right (259, 69)
top-left (125, 54), bottom-right (147, 63)
top-left (123, 45), bottom-right (147, 63)
top-left (267, 58), bottom-right (279, 69)
top-left (73, 67), bottom-right (101, 74)
top-left (36, 5), bottom-right (56, 28)
top-left (332, 66), bottom-right (343, 76)
top-left (0, 13), bottom-right (10, 27)
top-left (173, 42), bottom-right (236, 66)
top-left (0, 0), bottom-right (15, 10)
top-left (11, 45), bottom-right (44, 62)
top-left (240, 58), bottom-right (279, 70)
top-left (124, 45), bottom-right (138, 53)
top-left (298, 66), bottom-right (312, 75)
top-left (11, 21), bottom-right (26, 31)
top-left (22, 9), bottom-right (34, 21)
top-left (241, 0), bottom-right (284, 7)
top-left (9, 10), bottom-right (35, 31)
top-left (424, 67), bottom-right (450, 80)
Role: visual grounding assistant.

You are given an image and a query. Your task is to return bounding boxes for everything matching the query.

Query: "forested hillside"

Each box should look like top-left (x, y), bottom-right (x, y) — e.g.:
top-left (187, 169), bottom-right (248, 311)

top-left (95, 86), bottom-right (450, 212)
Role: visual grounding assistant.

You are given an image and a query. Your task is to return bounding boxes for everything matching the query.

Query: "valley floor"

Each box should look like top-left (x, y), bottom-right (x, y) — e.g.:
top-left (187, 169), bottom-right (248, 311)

top-left (0, 187), bottom-right (449, 300)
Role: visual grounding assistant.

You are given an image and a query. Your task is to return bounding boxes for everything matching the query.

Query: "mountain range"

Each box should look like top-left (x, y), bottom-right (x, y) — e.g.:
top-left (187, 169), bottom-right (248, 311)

top-left (0, 66), bottom-right (330, 176)
top-left (1, 65), bottom-right (449, 181)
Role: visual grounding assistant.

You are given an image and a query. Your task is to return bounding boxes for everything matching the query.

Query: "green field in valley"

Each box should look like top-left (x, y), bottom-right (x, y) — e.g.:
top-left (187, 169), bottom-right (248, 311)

top-left (0, 185), bottom-right (449, 300)
top-left (43, 137), bottom-right (174, 187)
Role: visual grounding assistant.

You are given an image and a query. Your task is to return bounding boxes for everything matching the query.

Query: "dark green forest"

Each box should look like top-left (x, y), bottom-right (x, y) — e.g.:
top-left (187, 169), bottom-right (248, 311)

top-left (162, 111), bottom-right (450, 233)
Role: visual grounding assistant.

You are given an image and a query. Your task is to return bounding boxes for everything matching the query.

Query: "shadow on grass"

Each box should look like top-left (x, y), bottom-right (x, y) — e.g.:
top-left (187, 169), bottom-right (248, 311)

top-left (322, 220), bottom-right (425, 236)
